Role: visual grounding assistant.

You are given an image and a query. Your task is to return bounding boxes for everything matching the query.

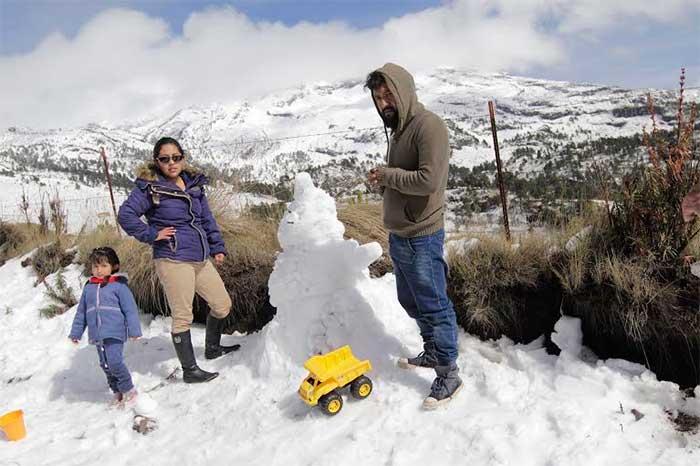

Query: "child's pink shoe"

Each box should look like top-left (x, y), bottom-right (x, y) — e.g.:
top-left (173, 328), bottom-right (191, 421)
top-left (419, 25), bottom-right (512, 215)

top-left (120, 389), bottom-right (138, 409)
top-left (109, 393), bottom-right (123, 408)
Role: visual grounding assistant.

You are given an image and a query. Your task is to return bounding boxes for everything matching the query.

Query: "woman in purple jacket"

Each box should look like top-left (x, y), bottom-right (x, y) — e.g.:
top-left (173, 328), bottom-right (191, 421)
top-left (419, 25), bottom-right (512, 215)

top-left (118, 137), bottom-right (239, 384)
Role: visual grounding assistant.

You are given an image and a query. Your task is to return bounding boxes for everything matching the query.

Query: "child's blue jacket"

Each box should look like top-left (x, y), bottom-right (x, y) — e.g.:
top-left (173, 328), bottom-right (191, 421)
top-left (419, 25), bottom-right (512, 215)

top-left (68, 274), bottom-right (142, 344)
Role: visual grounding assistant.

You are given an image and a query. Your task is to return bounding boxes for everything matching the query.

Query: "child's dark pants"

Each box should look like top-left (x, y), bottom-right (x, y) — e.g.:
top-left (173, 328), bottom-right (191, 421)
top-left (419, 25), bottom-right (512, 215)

top-left (96, 338), bottom-right (134, 394)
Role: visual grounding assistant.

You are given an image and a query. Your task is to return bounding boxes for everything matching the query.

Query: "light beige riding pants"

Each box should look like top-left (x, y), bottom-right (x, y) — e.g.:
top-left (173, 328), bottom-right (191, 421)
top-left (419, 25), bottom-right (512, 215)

top-left (154, 259), bottom-right (231, 334)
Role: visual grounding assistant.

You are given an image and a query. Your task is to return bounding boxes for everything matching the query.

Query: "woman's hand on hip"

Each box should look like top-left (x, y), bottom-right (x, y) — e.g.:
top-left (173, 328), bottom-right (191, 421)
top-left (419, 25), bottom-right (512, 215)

top-left (213, 253), bottom-right (225, 266)
top-left (155, 227), bottom-right (176, 241)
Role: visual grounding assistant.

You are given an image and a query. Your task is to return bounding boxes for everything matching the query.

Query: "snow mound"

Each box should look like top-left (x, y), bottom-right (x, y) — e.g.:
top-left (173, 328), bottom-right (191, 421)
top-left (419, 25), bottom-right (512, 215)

top-left (551, 316), bottom-right (583, 358)
top-left (258, 173), bottom-right (405, 379)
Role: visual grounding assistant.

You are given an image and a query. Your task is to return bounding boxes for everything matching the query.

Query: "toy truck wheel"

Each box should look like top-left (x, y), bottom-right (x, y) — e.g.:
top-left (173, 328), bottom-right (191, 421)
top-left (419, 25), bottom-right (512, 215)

top-left (319, 391), bottom-right (343, 416)
top-left (350, 376), bottom-right (373, 399)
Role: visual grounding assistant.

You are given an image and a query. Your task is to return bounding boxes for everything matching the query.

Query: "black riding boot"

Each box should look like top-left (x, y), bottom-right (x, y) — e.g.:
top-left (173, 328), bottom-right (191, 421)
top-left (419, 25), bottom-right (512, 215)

top-left (204, 314), bottom-right (241, 360)
top-left (171, 330), bottom-right (219, 383)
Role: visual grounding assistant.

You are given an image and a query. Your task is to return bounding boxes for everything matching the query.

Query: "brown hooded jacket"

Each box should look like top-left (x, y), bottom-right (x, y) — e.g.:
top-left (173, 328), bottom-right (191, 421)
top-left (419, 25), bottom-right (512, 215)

top-left (373, 63), bottom-right (451, 238)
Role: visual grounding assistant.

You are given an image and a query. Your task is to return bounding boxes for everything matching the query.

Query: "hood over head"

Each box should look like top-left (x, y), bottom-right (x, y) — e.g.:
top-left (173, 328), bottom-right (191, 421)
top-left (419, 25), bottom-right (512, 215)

top-left (372, 63), bottom-right (425, 135)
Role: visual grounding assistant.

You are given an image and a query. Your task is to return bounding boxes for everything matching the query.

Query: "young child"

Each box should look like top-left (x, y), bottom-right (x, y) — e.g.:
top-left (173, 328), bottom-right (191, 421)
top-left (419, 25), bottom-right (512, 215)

top-left (69, 247), bottom-right (142, 407)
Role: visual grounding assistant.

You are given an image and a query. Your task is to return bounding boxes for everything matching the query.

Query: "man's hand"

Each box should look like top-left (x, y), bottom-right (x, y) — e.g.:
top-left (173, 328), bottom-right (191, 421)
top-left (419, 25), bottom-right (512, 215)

top-left (129, 336), bottom-right (140, 341)
top-left (682, 191), bottom-right (700, 222)
top-left (213, 253), bottom-right (225, 266)
top-left (367, 166), bottom-right (385, 187)
top-left (156, 227), bottom-right (176, 241)
top-left (69, 338), bottom-right (79, 345)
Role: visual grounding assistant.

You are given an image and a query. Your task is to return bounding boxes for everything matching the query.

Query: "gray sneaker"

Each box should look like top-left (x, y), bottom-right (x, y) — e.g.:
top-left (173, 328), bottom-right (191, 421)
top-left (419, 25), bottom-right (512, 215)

top-left (398, 342), bottom-right (438, 369)
top-left (422, 363), bottom-right (463, 410)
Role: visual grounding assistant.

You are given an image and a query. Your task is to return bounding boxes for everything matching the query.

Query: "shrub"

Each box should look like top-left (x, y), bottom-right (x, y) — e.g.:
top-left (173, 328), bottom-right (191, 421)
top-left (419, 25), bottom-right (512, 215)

top-left (30, 242), bottom-right (75, 283)
top-left (608, 69), bottom-right (698, 266)
top-left (1, 219), bottom-right (68, 270)
top-left (244, 202), bottom-right (287, 223)
top-left (0, 222), bottom-right (27, 264)
top-left (560, 70), bottom-right (700, 387)
top-left (448, 233), bottom-right (562, 343)
top-left (38, 197), bottom-right (49, 235)
top-left (40, 269), bottom-right (78, 319)
top-left (48, 190), bottom-right (68, 237)
top-left (40, 304), bottom-right (69, 319)
top-left (44, 269), bottom-right (77, 309)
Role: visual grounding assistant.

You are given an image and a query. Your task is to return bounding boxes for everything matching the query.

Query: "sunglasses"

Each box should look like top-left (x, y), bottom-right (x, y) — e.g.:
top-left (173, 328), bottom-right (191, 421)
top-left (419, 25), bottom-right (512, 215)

top-left (156, 154), bottom-right (185, 164)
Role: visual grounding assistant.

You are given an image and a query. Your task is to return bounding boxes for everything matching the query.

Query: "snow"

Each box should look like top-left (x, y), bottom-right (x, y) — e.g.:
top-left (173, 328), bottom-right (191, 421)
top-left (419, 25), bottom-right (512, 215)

top-left (1, 174), bottom-right (699, 465)
top-left (690, 261), bottom-right (700, 279)
top-left (565, 226), bottom-right (593, 252)
top-left (446, 237), bottom-right (480, 256)
top-left (551, 317), bottom-right (584, 359)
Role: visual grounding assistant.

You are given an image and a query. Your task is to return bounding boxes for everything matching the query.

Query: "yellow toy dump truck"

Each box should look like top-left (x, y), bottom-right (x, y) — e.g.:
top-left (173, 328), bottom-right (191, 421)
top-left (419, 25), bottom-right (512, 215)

top-left (298, 345), bottom-right (373, 416)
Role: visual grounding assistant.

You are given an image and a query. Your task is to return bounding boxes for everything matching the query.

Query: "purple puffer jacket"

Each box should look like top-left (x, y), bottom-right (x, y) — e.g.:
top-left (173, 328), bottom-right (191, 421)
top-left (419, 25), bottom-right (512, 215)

top-left (118, 163), bottom-right (226, 262)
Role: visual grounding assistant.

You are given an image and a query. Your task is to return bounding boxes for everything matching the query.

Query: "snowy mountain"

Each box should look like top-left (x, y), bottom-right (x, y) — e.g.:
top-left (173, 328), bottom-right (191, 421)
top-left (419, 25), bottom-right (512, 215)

top-left (1, 68), bottom-right (697, 223)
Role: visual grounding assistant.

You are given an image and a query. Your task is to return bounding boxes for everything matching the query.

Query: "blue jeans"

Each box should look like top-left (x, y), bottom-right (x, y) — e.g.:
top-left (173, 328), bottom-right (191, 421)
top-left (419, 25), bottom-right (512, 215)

top-left (390, 229), bottom-right (458, 366)
top-left (96, 338), bottom-right (134, 394)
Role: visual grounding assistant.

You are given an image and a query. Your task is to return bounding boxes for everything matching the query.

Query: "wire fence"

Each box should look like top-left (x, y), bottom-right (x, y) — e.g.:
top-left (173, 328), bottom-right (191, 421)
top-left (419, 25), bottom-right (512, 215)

top-left (0, 194), bottom-right (125, 232)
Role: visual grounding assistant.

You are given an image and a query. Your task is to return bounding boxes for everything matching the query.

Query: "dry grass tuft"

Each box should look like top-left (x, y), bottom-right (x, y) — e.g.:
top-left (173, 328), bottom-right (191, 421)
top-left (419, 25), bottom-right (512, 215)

top-left (448, 232), bottom-right (561, 342)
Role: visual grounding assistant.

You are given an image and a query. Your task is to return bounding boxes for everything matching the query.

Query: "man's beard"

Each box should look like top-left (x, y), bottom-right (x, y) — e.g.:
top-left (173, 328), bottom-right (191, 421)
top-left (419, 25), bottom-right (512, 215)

top-left (381, 107), bottom-right (398, 130)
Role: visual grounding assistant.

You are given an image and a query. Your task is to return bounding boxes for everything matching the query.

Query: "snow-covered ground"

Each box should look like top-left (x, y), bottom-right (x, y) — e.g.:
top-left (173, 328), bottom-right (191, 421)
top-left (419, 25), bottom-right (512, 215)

top-left (1, 174), bottom-right (699, 465)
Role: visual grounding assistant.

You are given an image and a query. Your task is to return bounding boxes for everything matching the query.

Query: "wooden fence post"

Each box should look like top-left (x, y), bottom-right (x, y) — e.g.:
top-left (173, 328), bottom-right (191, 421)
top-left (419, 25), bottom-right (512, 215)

top-left (100, 147), bottom-right (121, 237)
top-left (488, 100), bottom-right (511, 241)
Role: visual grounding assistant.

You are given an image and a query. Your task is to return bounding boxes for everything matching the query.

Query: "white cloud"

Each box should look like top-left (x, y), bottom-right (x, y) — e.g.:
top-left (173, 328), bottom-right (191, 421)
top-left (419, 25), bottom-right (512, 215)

top-left (476, 0), bottom-right (700, 32)
top-left (1, 0), bottom-right (698, 128)
top-left (0, 3), bottom-right (563, 128)
top-left (551, 0), bottom-right (700, 33)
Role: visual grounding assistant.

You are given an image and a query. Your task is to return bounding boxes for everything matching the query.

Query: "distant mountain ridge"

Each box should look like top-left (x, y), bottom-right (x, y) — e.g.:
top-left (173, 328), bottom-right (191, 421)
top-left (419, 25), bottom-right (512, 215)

top-left (1, 68), bottom-right (697, 202)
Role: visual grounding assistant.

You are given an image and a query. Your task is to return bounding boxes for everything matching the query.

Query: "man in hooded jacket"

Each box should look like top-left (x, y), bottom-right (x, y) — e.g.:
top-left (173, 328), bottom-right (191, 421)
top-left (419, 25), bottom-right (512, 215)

top-left (366, 63), bottom-right (462, 409)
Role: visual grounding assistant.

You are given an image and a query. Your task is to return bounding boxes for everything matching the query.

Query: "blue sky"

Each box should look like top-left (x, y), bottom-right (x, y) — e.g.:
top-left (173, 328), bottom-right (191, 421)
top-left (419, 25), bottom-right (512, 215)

top-left (1, 0), bottom-right (698, 128)
top-left (1, 0), bottom-right (444, 54)
top-left (3, 0), bottom-right (697, 88)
